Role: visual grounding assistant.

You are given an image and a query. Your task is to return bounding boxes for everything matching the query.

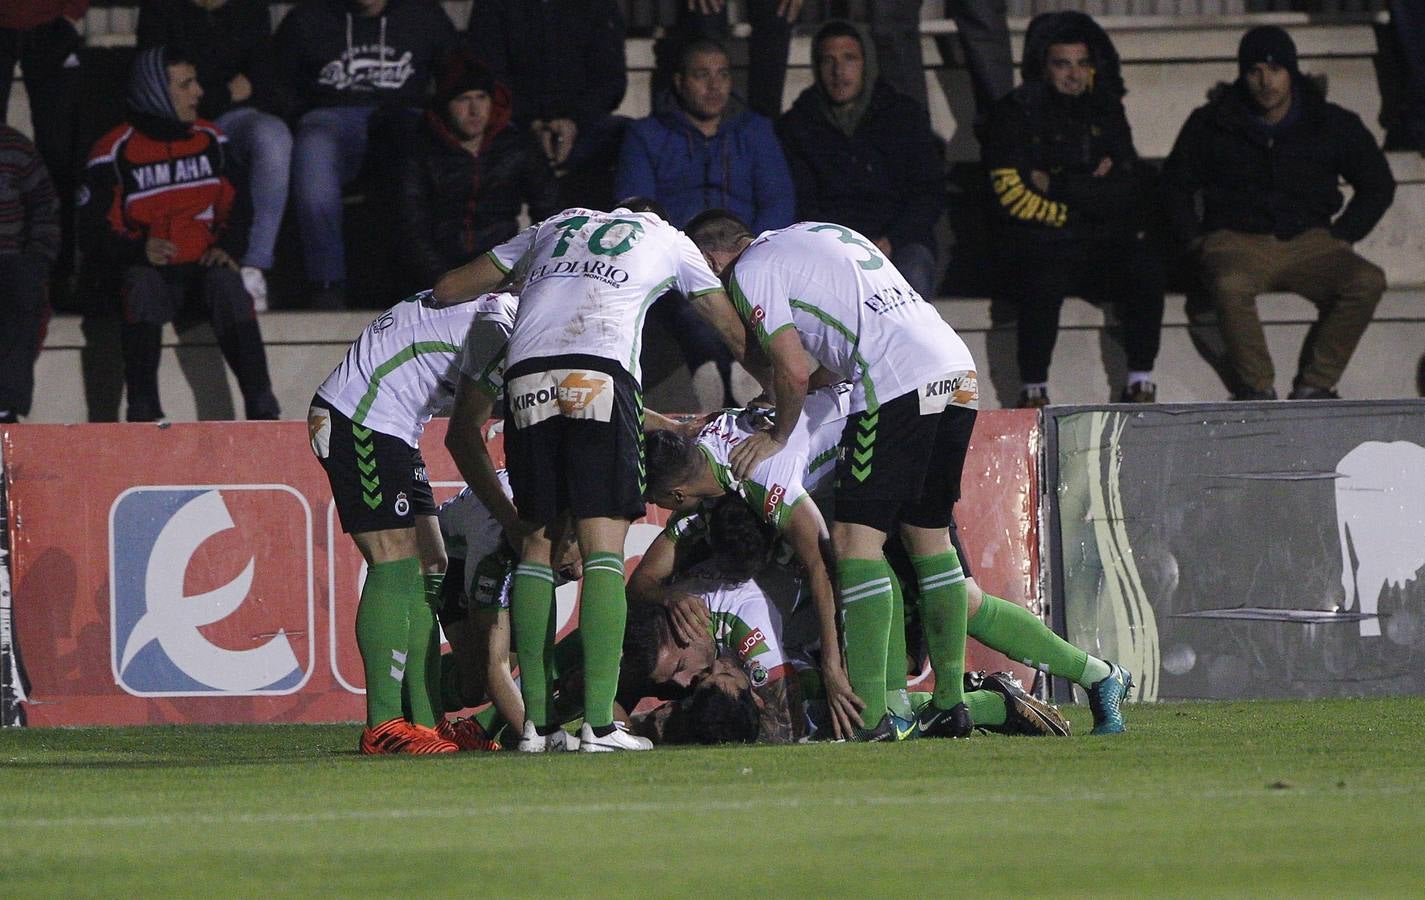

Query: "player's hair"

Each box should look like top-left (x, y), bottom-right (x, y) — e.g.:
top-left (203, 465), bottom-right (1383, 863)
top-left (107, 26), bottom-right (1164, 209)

top-left (677, 36), bottom-right (729, 74)
top-left (615, 196), bottom-right (668, 221)
top-left (706, 496), bottom-right (775, 582)
top-left (661, 682), bottom-right (760, 744)
top-left (644, 429), bottom-right (704, 499)
top-left (685, 208), bottom-right (752, 254)
top-left (621, 601), bottom-right (671, 689)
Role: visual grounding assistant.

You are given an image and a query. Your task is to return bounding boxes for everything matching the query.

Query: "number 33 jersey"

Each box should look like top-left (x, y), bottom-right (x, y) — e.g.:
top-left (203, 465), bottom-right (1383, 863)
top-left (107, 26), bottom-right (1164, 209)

top-left (727, 222), bottom-right (976, 414)
top-left (488, 206), bottom-right (725, 385)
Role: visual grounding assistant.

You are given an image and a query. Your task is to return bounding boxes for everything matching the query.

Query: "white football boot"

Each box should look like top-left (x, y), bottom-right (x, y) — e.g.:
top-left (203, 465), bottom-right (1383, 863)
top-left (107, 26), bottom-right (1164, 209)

top-left (578, 721), bottom-right (653, 752)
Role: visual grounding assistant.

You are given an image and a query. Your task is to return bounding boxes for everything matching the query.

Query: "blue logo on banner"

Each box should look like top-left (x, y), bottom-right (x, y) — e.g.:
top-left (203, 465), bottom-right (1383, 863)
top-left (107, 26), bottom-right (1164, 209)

top-left (111, 489), bottom-right (303, 694)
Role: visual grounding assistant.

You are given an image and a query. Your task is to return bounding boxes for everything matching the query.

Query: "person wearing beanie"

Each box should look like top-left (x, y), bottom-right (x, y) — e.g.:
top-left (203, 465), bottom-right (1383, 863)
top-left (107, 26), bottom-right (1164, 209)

top-left (1163, 25), bottom-right (1396, 400)
top-left (394, 47), bottom-right (558, 293)
top-left (979, 10), bottom-right (1164, 407)
top-left (76, 45), bottom-right (281, 423)
top-left (777, 20), bottom-right (946, 303)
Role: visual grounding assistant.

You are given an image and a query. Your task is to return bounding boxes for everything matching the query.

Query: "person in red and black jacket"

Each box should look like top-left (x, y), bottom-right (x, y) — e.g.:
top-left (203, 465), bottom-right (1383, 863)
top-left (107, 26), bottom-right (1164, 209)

top-left (77, 45), bottom-right (280, 423)
top-left (394, 49), bottom-right (558, 293)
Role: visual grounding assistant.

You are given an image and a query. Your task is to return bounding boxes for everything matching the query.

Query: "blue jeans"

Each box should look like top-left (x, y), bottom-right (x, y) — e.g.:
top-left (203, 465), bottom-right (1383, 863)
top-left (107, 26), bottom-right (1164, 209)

top-left (894, 241), bottom-right (939, 301)
top-left (291, 105), bottom-right (418, 284)
top-left (216, 106), bottom-right (292, 271)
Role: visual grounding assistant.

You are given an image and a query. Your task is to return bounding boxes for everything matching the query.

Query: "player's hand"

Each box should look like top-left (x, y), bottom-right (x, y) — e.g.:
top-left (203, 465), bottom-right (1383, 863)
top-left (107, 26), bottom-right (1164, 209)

top-left (200, 246), bottom-right (238, 270)
top-left (729, 430), bottom-right (785, 481)
top-left (145, 237), bottom-right (177, 266)
top-left (821, 662), bottom-right (865, 739)
top-left (666, 592), bottom-right (711, 647)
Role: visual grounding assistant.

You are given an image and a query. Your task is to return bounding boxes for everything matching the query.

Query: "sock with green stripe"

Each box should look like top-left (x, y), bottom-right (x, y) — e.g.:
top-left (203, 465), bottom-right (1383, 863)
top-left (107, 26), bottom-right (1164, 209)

top-left (510, 561), bottom-right (557, 729)
top-left (912, 550), bottom-right (969, 711)
top-left (580, 552), bottom-right (627, 730)
top-left (398, 571), bottom-right (443, 727)
top-left (355, 557), bottom-right (418, 727)
top-left (968, 593), bottom-right (1110, 688)
top-left (886, 567), bottom-right (911, 719)
top-left (838, 556), bottom-right (895, 725)
top-left (965, 688), bottom-right (1007, 727)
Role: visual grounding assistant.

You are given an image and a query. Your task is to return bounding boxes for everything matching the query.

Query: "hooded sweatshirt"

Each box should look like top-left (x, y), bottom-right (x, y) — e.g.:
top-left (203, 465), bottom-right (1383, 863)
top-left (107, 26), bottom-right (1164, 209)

top-left (272, 0), bottom-right (456, 116)
top-left (979, 10), bottom-right (1144, 242)
top-left (78, 46), bottom-right (248, 269)
top-left (614, 89), bottom-right (794, 233)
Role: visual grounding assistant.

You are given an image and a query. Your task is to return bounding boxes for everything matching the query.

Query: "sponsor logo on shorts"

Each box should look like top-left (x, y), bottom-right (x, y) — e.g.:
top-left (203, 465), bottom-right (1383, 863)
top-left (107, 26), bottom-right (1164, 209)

top-left (919, 370), bottom-right (979, 413)
top-left (508, 369), bottom-right (615, 427)
top-left (764, 484), bottom-right (785, 518)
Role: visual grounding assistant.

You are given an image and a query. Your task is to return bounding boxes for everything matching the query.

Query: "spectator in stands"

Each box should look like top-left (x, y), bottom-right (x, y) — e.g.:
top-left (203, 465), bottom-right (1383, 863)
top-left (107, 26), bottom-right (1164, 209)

top-left (0, 0), bottom-right (87, 292)
top-left (274, 0), bottom-right (456, 310)
top-left (777, 20), bottom-right (945, 301)
top-left (1391, 0), bottom-right (1425, 154)
top-left (980, 11), bottom-right (1163, 408)
top-left (77, 46), bottom-right (280, 422)
top-left (0, 124), bottom-right (59, 424)
top-left (867, 0), bottom-right (1012, 122)
top-left (464, 0), bottom-right (627, 210)
top-left (395, 49), bottom-right (558, 293)
top-left (656, 0), bottom-right (803, 120)
top-left (616, 37), bottom-right (790, 409)
top-left (137, 0), bottom-right (290, 312)
top-left (1163, 25), bottom-right (1395, 401)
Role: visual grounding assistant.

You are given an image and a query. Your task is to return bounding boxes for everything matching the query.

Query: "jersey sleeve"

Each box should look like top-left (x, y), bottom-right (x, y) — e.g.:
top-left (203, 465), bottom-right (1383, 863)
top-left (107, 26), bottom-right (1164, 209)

top-left (739, 449), bottom-right (807, 532)
top-left (488, 224), bottom-right (537, 274)
top-left (715, 606), bottom-right (788, 685)
top-left (672, 231), bottom-right (724, 298)
top-left (727, 256), bottom-right (794, 349)
top-left (456, 314), bottom-right (513, 397)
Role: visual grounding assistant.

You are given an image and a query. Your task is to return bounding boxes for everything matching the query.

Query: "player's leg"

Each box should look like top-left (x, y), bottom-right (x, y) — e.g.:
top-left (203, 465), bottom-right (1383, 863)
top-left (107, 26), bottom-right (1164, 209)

top-left (404, 512), bottom-right (446, 728)
top-left (831, 520), bottom-right (896, 734)
top-left (510, 524), bottom-right (559, 746)
top-left (899, 403), bottom-right (979, 738)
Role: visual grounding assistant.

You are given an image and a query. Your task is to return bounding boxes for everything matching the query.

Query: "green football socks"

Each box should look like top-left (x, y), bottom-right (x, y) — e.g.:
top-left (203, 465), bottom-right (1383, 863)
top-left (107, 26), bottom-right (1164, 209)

top-left (355, 557), bottom-right (418, 727)
top-left (580, 552), bottom-right (627, 730)
top-left (395, 571), bottom-right (443, 727)
top-left (965, 689), bottom-right (1007, 727)
top-left (968, 593), bottom-right (1110, 687)
top-left (510, 561), bottom-right (557, 729)
top-left (886, 568), bottom-right (912, 718)
top-left (838, 556), bottom-right (895, 723)
top-left (912, 550), bottom-right (969, 710)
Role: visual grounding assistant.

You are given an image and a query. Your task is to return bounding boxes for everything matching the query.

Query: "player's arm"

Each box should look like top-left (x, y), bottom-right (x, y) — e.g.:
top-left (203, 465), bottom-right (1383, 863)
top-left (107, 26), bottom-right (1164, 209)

top-left (629, 529), bottom-right (710, 645)
top-left (730, 327), bottom-right (809, 480)
top-left (781, 497), bottom-right (864, 738)
top-left (689, 288), bottom-right (757, 362)
top-left (473, 606), bottom-right (524, 729)
top-left (446, 374), bottom-right (522, 537)
top-left (753, 675), bottom-right (802, 744)
top-left (431, 252), bottom-right (508, 306)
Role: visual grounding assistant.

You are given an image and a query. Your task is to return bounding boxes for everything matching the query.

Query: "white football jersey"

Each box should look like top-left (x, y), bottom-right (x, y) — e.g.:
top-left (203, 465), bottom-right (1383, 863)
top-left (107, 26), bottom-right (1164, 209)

top-left (487, 207), bottom-right (724, 384)
top-left (438, 472), bottom-right (513, 601)
top-left (671, 564), bottom-right (806, 685)
top-left (728, 222), bottom-right (977, 413)
top-left (316, 292), bottom-right (516, 448)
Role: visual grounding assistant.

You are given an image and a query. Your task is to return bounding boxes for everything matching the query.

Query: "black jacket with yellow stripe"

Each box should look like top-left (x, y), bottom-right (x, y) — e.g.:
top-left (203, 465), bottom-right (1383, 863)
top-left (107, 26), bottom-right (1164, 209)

top-left (979, 10), bottom-right (1146, 243)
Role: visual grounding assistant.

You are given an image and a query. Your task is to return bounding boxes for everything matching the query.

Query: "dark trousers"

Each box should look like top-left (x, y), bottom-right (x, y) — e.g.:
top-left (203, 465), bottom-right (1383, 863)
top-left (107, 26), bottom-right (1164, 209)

top-left (0, 253), bottom-right (49, 416)
top-left (1393, 0), bottom-right (1425, 149)
top-left (0, 19), bottom-right (82, 276)
top-left (119, 263), bottom-right (278, 421)
top-left (870, 0), bottom-right (1013, 119)
top-left (999, 237), bottom-right (1165, 384)
top-left (645, 289), bottom-right (737, 403)
top-left (660, 0), bottom-right (793, 119)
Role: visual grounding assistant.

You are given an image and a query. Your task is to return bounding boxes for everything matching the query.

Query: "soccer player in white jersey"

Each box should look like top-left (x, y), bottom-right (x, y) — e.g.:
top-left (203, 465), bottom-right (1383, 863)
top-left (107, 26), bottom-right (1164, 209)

top-left (429, 200), bottom-right (745, 752)
top-left (307, 289), bottom-right (516, 755)
top-left (686, 210), bottom-right (982, 741)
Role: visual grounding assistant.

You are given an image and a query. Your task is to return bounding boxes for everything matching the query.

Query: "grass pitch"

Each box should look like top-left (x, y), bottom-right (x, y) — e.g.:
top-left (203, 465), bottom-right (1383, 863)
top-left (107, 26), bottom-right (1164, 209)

top-left (3, 698), bottom-right (1424, 897)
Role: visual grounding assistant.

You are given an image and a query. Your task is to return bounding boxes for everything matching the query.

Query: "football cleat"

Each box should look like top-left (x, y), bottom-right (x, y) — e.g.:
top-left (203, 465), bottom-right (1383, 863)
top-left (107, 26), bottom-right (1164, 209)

top-left (438, 717), bottom-right (502, 752)
top-left (914, 700), bottom-right (973, 739)
top-left (359, 718), bottom-right (458, 755)
top-left (517, 721), bottom-right (581, 752)
top-left (578, 721), bottom-right (652, 752)
top-left (854, 711), bottom-right (917, 742)
top-left (978, 671), bottom-right (1070, 737)
top-left (1088, 662), bottom-right (1133, 735)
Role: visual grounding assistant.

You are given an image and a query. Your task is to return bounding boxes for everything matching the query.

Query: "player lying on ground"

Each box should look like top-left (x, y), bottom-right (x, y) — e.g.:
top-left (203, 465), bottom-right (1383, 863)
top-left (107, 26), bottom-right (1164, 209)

top-left (433, 481), bottom-right (760, 749)
top-left (308, 288), bottom-right (522, 755)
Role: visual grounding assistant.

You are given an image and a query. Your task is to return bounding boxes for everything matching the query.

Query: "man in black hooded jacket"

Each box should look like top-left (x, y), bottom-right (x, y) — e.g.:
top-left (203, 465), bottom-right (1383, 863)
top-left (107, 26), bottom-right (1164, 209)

top-left (1162, 25), bottom-right (1395, 401)
top-left (980, 11), bottom-right (1164, 408)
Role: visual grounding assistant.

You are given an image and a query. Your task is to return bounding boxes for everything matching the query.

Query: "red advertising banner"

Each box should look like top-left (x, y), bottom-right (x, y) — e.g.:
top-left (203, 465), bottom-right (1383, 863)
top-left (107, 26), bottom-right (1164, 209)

top-left (2, 411), bottom-right (1038, 727)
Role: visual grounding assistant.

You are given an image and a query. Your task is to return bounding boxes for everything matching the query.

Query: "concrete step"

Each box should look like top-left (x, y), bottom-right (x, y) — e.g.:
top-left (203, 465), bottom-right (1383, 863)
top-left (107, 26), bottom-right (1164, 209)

top-left (27, 290), bottom-right (1425, 424)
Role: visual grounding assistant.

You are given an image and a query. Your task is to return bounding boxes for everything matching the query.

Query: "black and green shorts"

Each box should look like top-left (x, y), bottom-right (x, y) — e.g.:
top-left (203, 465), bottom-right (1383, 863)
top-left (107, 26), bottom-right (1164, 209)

top-left (308, 397), bottom-right (436, 534)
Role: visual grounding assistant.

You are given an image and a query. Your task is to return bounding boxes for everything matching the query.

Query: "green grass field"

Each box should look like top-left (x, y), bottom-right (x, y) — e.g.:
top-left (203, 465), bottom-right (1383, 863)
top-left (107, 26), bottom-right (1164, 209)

top-left (3, 698), bottom-right (1424, 897)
